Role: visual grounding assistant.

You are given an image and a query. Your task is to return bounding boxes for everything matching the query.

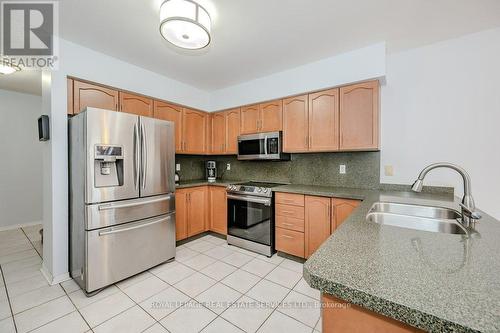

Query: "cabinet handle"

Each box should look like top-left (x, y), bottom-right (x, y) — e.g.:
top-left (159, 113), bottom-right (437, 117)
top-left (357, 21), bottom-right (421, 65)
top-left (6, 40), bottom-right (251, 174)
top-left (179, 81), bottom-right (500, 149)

top-left (282, 223), bottom-right (293, 226)
top-left (282, 235), bottom-right (293, 239)
top-left (305, 136), bottom-right (308, 147)
top-left (281, 211), bottom-right (294, 215)
top-left (309, 136), bottom-right (312, 148)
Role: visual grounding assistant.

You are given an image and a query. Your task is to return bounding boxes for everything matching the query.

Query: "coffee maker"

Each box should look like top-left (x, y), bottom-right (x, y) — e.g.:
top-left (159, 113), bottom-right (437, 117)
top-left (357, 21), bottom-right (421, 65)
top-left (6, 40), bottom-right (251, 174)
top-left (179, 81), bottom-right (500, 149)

top-left (206, 161), bottom-right (217, 183)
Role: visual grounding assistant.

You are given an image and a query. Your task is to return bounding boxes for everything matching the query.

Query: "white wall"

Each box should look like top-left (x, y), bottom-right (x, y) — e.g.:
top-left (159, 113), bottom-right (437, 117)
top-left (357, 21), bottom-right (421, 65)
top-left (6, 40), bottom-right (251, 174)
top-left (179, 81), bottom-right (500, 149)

top-left (209, 43), bottom-right (386, 111)
top-left (0, 89), bottom-right (43, 229)
top-left (381, 27), bottom-right (500, 219)
top-left (41, 38), bottom-right (212, 283)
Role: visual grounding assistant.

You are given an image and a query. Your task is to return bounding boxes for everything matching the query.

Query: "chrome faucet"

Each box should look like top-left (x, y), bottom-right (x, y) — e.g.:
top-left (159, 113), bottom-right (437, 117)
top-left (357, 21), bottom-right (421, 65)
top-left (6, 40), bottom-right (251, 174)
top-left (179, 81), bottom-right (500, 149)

top-left (412, 163), bottom-right (481, 226)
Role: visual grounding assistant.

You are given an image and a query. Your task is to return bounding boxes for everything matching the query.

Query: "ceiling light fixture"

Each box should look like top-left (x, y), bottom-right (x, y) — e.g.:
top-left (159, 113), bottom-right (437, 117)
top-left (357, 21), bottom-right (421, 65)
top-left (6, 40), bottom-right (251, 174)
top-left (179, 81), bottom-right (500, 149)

top-left (0, 60), bottom-right (21, 75)
top-left (159, 0), bottom-right (212, 50)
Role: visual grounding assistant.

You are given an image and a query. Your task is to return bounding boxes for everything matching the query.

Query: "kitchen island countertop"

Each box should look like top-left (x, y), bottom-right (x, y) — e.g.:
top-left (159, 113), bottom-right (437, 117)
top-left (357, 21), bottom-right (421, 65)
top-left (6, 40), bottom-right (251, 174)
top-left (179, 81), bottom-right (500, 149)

top-left (273, 184), bottom-right (500, 332)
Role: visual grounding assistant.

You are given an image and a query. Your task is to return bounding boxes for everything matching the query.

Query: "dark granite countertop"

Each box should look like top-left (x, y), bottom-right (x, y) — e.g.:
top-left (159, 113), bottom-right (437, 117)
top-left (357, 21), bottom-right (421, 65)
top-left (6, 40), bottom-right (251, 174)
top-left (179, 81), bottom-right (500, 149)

top-left (175, 179), bottom-right (246, 189)
top-left (273, 185), bottom-right (500, 332)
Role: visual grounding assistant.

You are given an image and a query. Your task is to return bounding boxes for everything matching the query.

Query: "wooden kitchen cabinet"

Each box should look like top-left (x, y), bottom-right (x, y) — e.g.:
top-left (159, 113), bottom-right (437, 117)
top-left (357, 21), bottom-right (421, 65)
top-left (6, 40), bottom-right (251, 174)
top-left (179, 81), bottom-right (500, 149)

top-left (176, 187), bottom-right (208, 240)
top-left (175, 190), bottom-right (188, 241)
top-left (153, 100), bottom-right (183, 152)
top-left (240, 104), bottom-right (260, 134)
top-left (67, 78), bottom-right (74, 115)
top-left (309, 89), bottom-right (339, 151)
top-left (322, 294), bottom-right (424, 333)
top-left (73, 80), bottom-right (119, 115)
top-left (182, 108), bottom-right (207, 154)
top-left (225, 108), bottom-right (240, 154)
top-left (331, 198), bottom-right (361, 231)
top-left (211, 112), bottom-right (226, 154)
top-left (276, 227), bottom-right (305, 258)
top-left (305, 196), bottom-right (331, 258)
top-left (119, 92), bottom-right (153, 117)
top-left (339, 80), bottom-right (379, 150)
top-left (209, 186), bottom-right (227, 235)
top-left (260, 100), bottom-right (282, 132)
top-left (283, 95), bottom-right (309, 152)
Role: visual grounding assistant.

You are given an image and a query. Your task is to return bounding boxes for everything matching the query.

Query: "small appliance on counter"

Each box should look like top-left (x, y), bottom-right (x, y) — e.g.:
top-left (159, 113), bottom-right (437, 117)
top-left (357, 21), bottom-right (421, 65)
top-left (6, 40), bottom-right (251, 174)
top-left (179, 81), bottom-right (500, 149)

top-left (175, 172), bottom-right (180, 186)
top-left (206, 160), bottom-right (217, 183)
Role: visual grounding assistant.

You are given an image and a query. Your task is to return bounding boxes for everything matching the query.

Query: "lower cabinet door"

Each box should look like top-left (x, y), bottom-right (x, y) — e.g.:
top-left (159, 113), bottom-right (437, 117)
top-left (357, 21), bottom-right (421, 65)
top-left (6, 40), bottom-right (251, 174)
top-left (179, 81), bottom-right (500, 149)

top-left (86, 213), bottom-right (175, 292)
top-left (276, 227), bottom-right (304, 258)
top-left (332, 198), bottom-right (361, 232)
top-left (175, 190), bottom-right (188, 240)
top-left (305, 196), bottom-right (331, 258)
top-left (187, 187), bottom-right (207, 237)
top-left (210, 187), bottom-right (227, 235)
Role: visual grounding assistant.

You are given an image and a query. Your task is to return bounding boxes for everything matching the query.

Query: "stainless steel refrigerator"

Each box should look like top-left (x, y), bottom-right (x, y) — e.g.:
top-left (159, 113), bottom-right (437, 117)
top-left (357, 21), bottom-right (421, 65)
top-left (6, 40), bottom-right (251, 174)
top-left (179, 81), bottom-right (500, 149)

top-left (69, 107), bottom-right (176, 294)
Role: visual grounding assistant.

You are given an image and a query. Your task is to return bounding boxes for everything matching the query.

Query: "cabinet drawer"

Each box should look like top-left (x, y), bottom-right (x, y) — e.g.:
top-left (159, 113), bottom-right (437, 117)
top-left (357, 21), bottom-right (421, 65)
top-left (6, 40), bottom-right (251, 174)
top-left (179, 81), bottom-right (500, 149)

top-left (276, 204), bottom-right (305, 219)
top-left (276, 215), bottom-right (304, 232)
top-left (276, 193), bottom-right (305, 206)
top-left (276, 227), bottom-right (304, 258)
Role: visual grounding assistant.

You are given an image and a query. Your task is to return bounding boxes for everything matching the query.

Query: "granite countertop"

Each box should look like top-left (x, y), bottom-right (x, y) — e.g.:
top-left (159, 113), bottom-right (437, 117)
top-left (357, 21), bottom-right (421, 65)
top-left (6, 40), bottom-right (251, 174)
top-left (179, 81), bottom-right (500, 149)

top-left (272, 185), bottom-right (500, 332)
top-left (175, 179), bottom-right (246, 189)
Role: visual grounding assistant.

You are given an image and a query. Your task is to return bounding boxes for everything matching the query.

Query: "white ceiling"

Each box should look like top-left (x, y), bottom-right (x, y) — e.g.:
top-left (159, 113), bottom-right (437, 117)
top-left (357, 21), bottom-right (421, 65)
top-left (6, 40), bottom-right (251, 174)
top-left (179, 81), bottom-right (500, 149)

top-left (3, 0), bottom-right (500, 95)
top-left (58, 0), bottom-right (500, 91)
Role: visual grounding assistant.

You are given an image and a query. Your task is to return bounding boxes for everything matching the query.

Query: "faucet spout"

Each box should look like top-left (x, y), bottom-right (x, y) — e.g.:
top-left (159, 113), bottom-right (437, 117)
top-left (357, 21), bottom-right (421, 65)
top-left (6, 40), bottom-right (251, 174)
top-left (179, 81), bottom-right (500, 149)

top-left (411, 162), bottom-right (481, 226)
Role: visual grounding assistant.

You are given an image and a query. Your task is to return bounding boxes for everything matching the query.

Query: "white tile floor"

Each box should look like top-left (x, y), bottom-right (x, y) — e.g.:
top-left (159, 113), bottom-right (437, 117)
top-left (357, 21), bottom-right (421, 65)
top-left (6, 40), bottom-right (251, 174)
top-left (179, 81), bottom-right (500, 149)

top-left (0, 226), bottom-right (321, 333)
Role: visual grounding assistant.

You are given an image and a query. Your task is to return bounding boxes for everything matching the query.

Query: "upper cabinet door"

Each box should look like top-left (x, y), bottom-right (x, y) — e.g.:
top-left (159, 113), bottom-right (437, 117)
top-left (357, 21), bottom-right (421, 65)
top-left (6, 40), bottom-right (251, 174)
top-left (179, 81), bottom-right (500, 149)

top-left (260, 100), bottom-right (283, 132)
top-left (309, 89), bottom-right (339, 151)
top-left (339, 81), bottom-right (379, 150)
top-left (73, 80), bottom-right (119, 115)
top-left (283, 95), bottom-right (309, 152)
top-left (120, 92), bottom-right (153, 117)
top-left (183, 108), bottom-right (207, 154)
top-left (153, 100), bottom-right (183, 153)
top-left (225, 108), bottom-right (240, 154)
top-left (211, 112), bottom-right (226, 154)
top-left (240, 104), bottom-right (260, 134)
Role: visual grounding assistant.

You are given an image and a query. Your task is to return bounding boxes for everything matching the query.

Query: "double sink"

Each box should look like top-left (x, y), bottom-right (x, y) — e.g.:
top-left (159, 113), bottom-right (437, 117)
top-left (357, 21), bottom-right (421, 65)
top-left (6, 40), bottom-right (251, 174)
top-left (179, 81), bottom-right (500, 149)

top-left (366, 202), bottom-right (467, 235)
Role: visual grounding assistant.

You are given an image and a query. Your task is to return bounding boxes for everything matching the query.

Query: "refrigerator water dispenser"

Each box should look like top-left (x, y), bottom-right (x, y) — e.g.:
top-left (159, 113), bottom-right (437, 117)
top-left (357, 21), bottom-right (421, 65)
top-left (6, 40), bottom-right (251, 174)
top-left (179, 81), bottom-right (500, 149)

top-left (94, 145), bottom-right (124, 187)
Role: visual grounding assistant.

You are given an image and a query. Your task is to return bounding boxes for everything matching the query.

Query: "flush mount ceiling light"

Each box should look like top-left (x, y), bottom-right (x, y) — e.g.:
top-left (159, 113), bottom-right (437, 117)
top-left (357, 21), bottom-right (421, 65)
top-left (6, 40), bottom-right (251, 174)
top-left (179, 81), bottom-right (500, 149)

top-left (0, 60), bottom-right (21, 75)
top-left (159, 0), bottom-right (212, 50)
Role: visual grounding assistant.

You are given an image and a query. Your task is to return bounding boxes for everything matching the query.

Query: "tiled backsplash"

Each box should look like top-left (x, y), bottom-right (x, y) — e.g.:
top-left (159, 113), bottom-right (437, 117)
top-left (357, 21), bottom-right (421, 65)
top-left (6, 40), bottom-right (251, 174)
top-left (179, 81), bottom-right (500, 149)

top-left (176, 152), bottom-right (381, 189)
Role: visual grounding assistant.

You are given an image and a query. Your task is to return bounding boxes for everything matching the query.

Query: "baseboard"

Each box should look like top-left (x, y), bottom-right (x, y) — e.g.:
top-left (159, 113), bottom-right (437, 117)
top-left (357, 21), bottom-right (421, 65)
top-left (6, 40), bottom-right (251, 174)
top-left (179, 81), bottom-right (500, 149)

top-left (41, 262), bottom-right (70, 285)
top-left (0, 220), bottom-right (43, 232)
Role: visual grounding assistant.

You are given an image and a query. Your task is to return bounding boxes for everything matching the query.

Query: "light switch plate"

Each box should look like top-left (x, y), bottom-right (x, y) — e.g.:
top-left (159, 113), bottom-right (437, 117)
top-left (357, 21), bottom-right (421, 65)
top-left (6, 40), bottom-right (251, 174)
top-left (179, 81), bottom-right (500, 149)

top-left (384, 165), bottom-right (394, 176)
top-left (175, 163), bottom-right (181, 171)
top-left (339, 164), bottom-right (346, 174)
top-left (226, 163), bottom-right (231, 171)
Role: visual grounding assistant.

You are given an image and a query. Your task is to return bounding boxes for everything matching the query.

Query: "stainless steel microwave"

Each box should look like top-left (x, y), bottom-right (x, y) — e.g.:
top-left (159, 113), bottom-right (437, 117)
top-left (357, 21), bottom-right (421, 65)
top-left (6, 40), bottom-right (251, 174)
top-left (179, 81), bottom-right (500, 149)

top-left (237, 131), bottom-right (290, 161)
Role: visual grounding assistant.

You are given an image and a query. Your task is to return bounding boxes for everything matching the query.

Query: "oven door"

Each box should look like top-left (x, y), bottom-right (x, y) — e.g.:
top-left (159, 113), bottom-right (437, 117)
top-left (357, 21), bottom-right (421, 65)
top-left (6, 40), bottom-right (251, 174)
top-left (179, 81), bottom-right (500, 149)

top-left (227, 194), bottom-right (273, 246)
top-left (237, 132), bottom-right (281, 160)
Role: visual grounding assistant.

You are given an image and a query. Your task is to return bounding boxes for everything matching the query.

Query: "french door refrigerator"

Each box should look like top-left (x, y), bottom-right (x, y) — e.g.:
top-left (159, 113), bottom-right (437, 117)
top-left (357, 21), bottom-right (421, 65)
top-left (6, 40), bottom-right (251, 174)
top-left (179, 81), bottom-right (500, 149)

top-left (69, 107), bottom-right (176, 294)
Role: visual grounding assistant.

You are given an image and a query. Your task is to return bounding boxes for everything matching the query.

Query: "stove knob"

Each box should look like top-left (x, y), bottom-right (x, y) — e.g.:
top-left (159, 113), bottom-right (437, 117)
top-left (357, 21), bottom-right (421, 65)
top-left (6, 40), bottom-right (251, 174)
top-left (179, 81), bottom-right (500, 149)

top-left (257, 187), bottom-right (262, 193)
top-left (263, 188), bottom-right (269, 193)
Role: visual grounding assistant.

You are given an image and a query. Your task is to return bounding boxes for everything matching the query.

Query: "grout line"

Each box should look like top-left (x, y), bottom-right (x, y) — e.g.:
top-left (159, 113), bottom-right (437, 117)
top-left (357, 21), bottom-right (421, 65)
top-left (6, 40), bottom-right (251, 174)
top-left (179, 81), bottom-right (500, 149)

top-left (19, 227), bottom-right (42, 258)
top-left (62, 284), bottom-right (93, 332)
top-left (0, 265), bottom-right (18, 333)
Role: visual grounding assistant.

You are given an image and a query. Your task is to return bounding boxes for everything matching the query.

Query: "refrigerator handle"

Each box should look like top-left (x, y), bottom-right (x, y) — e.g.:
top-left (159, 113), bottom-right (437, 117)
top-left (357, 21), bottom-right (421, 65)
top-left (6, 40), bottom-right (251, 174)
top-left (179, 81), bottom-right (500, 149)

top-left (133, 123), bottom-right (140, 190)
top-left (140, 122), bottom-right (147, 189)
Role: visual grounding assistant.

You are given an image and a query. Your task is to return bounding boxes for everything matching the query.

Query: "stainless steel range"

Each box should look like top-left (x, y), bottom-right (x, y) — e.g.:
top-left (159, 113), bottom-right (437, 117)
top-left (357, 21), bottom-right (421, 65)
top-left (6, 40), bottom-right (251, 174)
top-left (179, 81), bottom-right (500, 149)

top-left (226, 182), bottom-right (283, 256)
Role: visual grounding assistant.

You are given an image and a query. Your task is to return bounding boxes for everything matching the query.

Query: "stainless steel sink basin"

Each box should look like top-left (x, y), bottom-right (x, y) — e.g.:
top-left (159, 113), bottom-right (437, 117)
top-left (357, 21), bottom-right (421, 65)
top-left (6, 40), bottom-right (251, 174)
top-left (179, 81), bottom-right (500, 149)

top-left (366, 202), bottom-right (466, 235)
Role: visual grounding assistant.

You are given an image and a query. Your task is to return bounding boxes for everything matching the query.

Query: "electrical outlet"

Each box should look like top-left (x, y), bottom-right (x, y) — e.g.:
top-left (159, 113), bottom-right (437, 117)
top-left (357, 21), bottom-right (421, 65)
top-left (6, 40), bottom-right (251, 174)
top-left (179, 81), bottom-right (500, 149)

top-left (339, 164), bottom-right (346, 174)
top-left (384, 165), bottom-right (394, 176)
top-left (226, 163), bottom-right (231, 171)
top-left (175, 163), bottom-right (181, 171)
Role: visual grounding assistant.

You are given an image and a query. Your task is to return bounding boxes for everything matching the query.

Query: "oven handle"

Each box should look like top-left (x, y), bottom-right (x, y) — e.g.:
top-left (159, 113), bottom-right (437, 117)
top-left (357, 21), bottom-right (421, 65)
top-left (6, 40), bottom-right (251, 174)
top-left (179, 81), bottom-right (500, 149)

top-left (227, 194), bottom-right (272, 206)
